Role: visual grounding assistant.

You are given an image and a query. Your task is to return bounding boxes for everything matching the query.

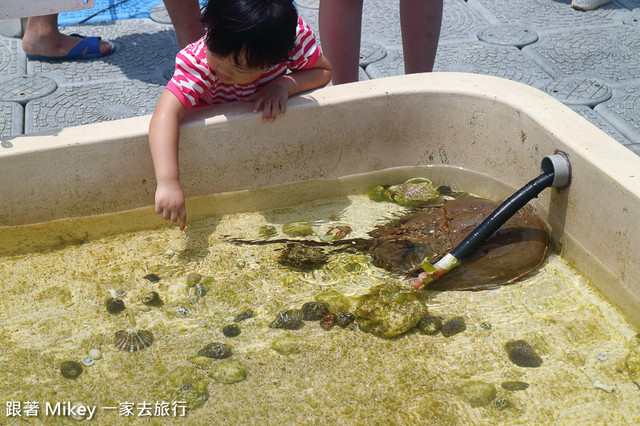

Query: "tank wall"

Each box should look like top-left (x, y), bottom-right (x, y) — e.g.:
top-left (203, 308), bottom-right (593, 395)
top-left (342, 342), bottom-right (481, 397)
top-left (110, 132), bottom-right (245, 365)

top-left (1, 73), bottom-right (639, 325)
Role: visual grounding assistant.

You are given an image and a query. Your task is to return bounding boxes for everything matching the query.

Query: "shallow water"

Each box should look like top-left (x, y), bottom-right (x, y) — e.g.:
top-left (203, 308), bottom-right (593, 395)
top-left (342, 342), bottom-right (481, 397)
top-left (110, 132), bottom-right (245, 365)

top-left (1, 189), bottom-right (639, 424)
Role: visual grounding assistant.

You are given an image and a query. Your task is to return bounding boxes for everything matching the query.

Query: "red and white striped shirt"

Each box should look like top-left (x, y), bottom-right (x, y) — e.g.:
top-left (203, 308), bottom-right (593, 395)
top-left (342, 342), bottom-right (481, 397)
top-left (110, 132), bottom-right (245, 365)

top-left (166, 17), bottom-right (321, 112)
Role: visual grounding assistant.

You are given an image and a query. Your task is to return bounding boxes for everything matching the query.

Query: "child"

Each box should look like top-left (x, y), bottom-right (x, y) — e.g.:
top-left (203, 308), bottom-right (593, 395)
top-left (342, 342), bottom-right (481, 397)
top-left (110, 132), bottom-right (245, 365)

top-left (149, 0), bottom-right (332, 230)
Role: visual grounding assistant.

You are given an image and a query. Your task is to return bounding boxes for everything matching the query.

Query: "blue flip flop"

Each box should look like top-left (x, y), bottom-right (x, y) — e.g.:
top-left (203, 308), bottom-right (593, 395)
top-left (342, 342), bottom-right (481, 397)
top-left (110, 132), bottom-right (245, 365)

top-left (26, 34), bottom-right (115, 61)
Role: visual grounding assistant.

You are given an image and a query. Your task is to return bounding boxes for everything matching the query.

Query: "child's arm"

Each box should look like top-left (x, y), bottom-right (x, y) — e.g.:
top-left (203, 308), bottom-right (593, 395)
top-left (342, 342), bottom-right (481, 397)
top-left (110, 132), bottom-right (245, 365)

top-left (149, 89), bottom-right (188, 230)
top-left (245, 53), bottom-right (332, 122)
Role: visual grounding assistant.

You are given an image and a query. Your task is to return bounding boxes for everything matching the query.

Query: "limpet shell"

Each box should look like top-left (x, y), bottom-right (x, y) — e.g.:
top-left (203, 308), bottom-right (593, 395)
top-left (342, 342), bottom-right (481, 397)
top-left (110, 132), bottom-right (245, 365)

top-left (142, 291), bottom-right (163, 307)
top-left (114, 329), bottom-right (154, 352)
top-left (81, 357), bottom-right (95, 367)
top-left (105, 297), bottom-right (125, 314)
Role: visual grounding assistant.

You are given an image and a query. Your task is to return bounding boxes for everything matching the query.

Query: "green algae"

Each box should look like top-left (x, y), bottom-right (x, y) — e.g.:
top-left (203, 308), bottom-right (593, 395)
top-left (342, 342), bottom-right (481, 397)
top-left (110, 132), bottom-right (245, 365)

top-left (354, 283), bottom-right (429, 338)
top-left (457, 380), bottom-right (497, 407)
top-left (0, 183), bottom-right (638, 424)
top-left (209, 359), bottom-right (247, 384)
top-left (271, 334), bottom-right (305, 355)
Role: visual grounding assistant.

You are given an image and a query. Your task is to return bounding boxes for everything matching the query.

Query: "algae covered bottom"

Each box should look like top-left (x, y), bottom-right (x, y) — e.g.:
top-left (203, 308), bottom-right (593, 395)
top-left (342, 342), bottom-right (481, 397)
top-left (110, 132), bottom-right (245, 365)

top-left (1, 189), bottom-right (639, 424)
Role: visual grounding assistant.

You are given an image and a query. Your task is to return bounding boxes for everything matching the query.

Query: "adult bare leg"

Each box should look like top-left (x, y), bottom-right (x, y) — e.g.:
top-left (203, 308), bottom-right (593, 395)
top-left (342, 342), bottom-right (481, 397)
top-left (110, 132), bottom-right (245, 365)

top-left (163, 0), bottom-right (205, 49)
top-left (399, 0), bottom-right (442, 73)
top-left (318, 0), bottom-right (364, 85)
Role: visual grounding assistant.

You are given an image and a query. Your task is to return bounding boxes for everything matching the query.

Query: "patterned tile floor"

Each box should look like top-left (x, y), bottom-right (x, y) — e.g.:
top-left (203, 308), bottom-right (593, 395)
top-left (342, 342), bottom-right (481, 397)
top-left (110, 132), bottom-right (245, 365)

top-left (1, 0), bottom-right (639, 156)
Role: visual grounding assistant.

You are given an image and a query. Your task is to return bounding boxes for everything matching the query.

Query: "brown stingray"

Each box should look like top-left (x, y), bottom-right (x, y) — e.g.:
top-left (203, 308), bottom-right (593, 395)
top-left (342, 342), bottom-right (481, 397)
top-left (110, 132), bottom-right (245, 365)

top-left (227, 196), bottom-right (550, 291)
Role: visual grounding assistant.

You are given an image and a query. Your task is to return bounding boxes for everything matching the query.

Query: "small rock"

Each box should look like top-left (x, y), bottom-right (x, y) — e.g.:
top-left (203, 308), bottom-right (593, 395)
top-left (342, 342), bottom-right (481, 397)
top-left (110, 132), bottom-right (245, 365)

top-left (594, 380), bottom-right (617, 393)
top-left (336, 312), bottom-right (356, 328)
top-left (88, 349), bottom-right (102, 360)
top-left (188, 355), bottom-right (215, 370)
top-left (271, 334), bottom-right (304, 355)
top-left (441, 317), bottom-right (466, 337)
top-left (186, 273), bottom-right (202, 286)
top-left (505, 340), bottom-right (542, 368)
top-left (60, 361), bottom-right (83, 379)
top-left (209, 359), bottom-right (247, 384)
top-left (282, 221), bottom-right (314, 237)
top-left (144, 273), bottom-right (161, 283)
top-left (417, 315), bottom-right (442, 335)
top-left (269, 310), bottom-right (303, 330)
top-left (105, 297), bottom-right (126, 314)
top-left (81, 358), bottom-right (94, 367)
top-left (197, 343), bottom-right (232, 359)
top-left (320, 314), bottom-right (336, 330)
top-left (222, 324), bottom-right (241, 338)
top-left (627, 334), bottom-right (640, 385)
top-left (595, 353), bottom-right (608, 362)
top-left (301, 302), bottom-right (329, 321)
top-left (233, 309), bottom-right (254, 323)
top-left (493, 397), bottom-right (511, 410)
top-left (501, 381), bottom-right (529, 391)
top-left (457, 380), bottom-right (496, 407)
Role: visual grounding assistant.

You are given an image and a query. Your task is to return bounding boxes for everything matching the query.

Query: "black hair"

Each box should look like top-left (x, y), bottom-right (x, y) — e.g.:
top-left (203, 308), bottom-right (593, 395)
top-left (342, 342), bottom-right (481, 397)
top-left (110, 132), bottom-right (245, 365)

top-left (201, 0), bottom-right (298, 70)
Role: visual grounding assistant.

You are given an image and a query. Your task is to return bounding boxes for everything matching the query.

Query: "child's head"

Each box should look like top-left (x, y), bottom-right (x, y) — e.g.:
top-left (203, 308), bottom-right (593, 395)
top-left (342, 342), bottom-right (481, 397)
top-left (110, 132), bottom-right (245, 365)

top-left (201, 0), bottom-right (298, 84)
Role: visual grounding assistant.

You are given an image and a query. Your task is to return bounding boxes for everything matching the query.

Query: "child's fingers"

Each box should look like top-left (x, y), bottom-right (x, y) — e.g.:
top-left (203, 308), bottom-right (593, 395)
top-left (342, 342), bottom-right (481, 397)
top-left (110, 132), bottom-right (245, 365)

top-left (262, 99), bottom-right (275, 121)
top-left (252, 97), bottom-right (264, 114)
top-left (179, 209), bottom-right (187, 231)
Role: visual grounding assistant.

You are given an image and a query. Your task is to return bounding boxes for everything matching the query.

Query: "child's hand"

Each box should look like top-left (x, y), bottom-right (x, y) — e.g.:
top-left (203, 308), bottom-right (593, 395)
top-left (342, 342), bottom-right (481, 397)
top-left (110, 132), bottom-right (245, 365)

top-left (155, 180), bottom-right (187, 231)
top-left (244, 83), bottom-right (289, 122)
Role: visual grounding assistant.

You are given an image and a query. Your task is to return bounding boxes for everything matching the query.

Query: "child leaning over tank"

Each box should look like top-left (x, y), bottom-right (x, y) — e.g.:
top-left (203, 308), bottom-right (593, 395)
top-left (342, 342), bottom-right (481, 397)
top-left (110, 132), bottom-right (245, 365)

top-left (149, 0), bottom-right (332, 230)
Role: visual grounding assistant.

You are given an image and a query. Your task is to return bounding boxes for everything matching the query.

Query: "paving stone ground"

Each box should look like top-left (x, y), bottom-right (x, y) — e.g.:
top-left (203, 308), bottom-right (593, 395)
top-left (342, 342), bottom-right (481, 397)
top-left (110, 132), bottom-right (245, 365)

top-left (1, 0), bottom-right (639, 152)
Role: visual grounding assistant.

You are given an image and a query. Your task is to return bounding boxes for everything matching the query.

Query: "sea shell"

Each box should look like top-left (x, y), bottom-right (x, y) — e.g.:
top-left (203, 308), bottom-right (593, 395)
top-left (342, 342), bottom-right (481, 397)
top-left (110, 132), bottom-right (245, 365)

top-left (233, 309), bottom-right (254, 323)
top-left (142, 291), bottom-right (163, 307)
top-left (301, 302), bottom-right (329, 321)
top-left (105, 297), bottom-right (126, 314)
top-left (222, 324), bottom-right (241, 338)
top-left (269, 310), bottom-right (303, 330)
top-left (143, 273), bottom-right (161, 283)
top-left (114, 328), bottom-right (154, 352)
top-left (320, 314), bottom-right (337, 330)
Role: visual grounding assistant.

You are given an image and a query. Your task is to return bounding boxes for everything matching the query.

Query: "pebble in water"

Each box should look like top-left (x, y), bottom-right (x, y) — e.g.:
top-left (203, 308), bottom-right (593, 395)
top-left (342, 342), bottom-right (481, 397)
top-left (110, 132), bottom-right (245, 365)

top-left (60, 361), bottom-right (83, 379)
top-left (320, 314), bottom-right (337, 330)
top-left (494, 397), bottom-right (511, 410)
top-left (222, 324), bottom-right (241, 338)
top-left (142, 291), bottom-right (163, 307)
top-left (88, 349), bottom-right (102, 360)
top-left (441, 317), bottom-right (466, 337)
top-left (197, 342), bottom-right (232, 359)
top-left (336, 312), bottom-right (356, 328)
top-left (81, 358), bottom-right (94, 367)
top-left (417, 315), bottom-right (443, 335)
top-left (269, 310), bottom-right (303, 330)
top-left (301, 302), bottom-right (329, 321)
top-left (233, 309), bottom-right (254, 323)
top-left (144, 273), bottom-right (161, 283)
top-left (505, 340), bottom-right (542, 367)
top-left (501, 381), bottom-right (529, 391)
top-left (105, 297), bottom-right (126, 314)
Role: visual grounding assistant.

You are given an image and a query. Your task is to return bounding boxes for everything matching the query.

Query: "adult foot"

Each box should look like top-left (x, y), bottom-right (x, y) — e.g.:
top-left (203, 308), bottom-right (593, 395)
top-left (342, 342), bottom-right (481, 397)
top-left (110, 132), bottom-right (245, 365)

top-left (22, 32), bottom-right (113, 59)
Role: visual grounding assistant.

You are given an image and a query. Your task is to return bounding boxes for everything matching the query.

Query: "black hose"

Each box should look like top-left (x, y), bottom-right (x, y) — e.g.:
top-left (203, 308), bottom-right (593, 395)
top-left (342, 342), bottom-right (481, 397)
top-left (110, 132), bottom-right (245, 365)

top-left (450, 170), bottom-right (555, 261)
